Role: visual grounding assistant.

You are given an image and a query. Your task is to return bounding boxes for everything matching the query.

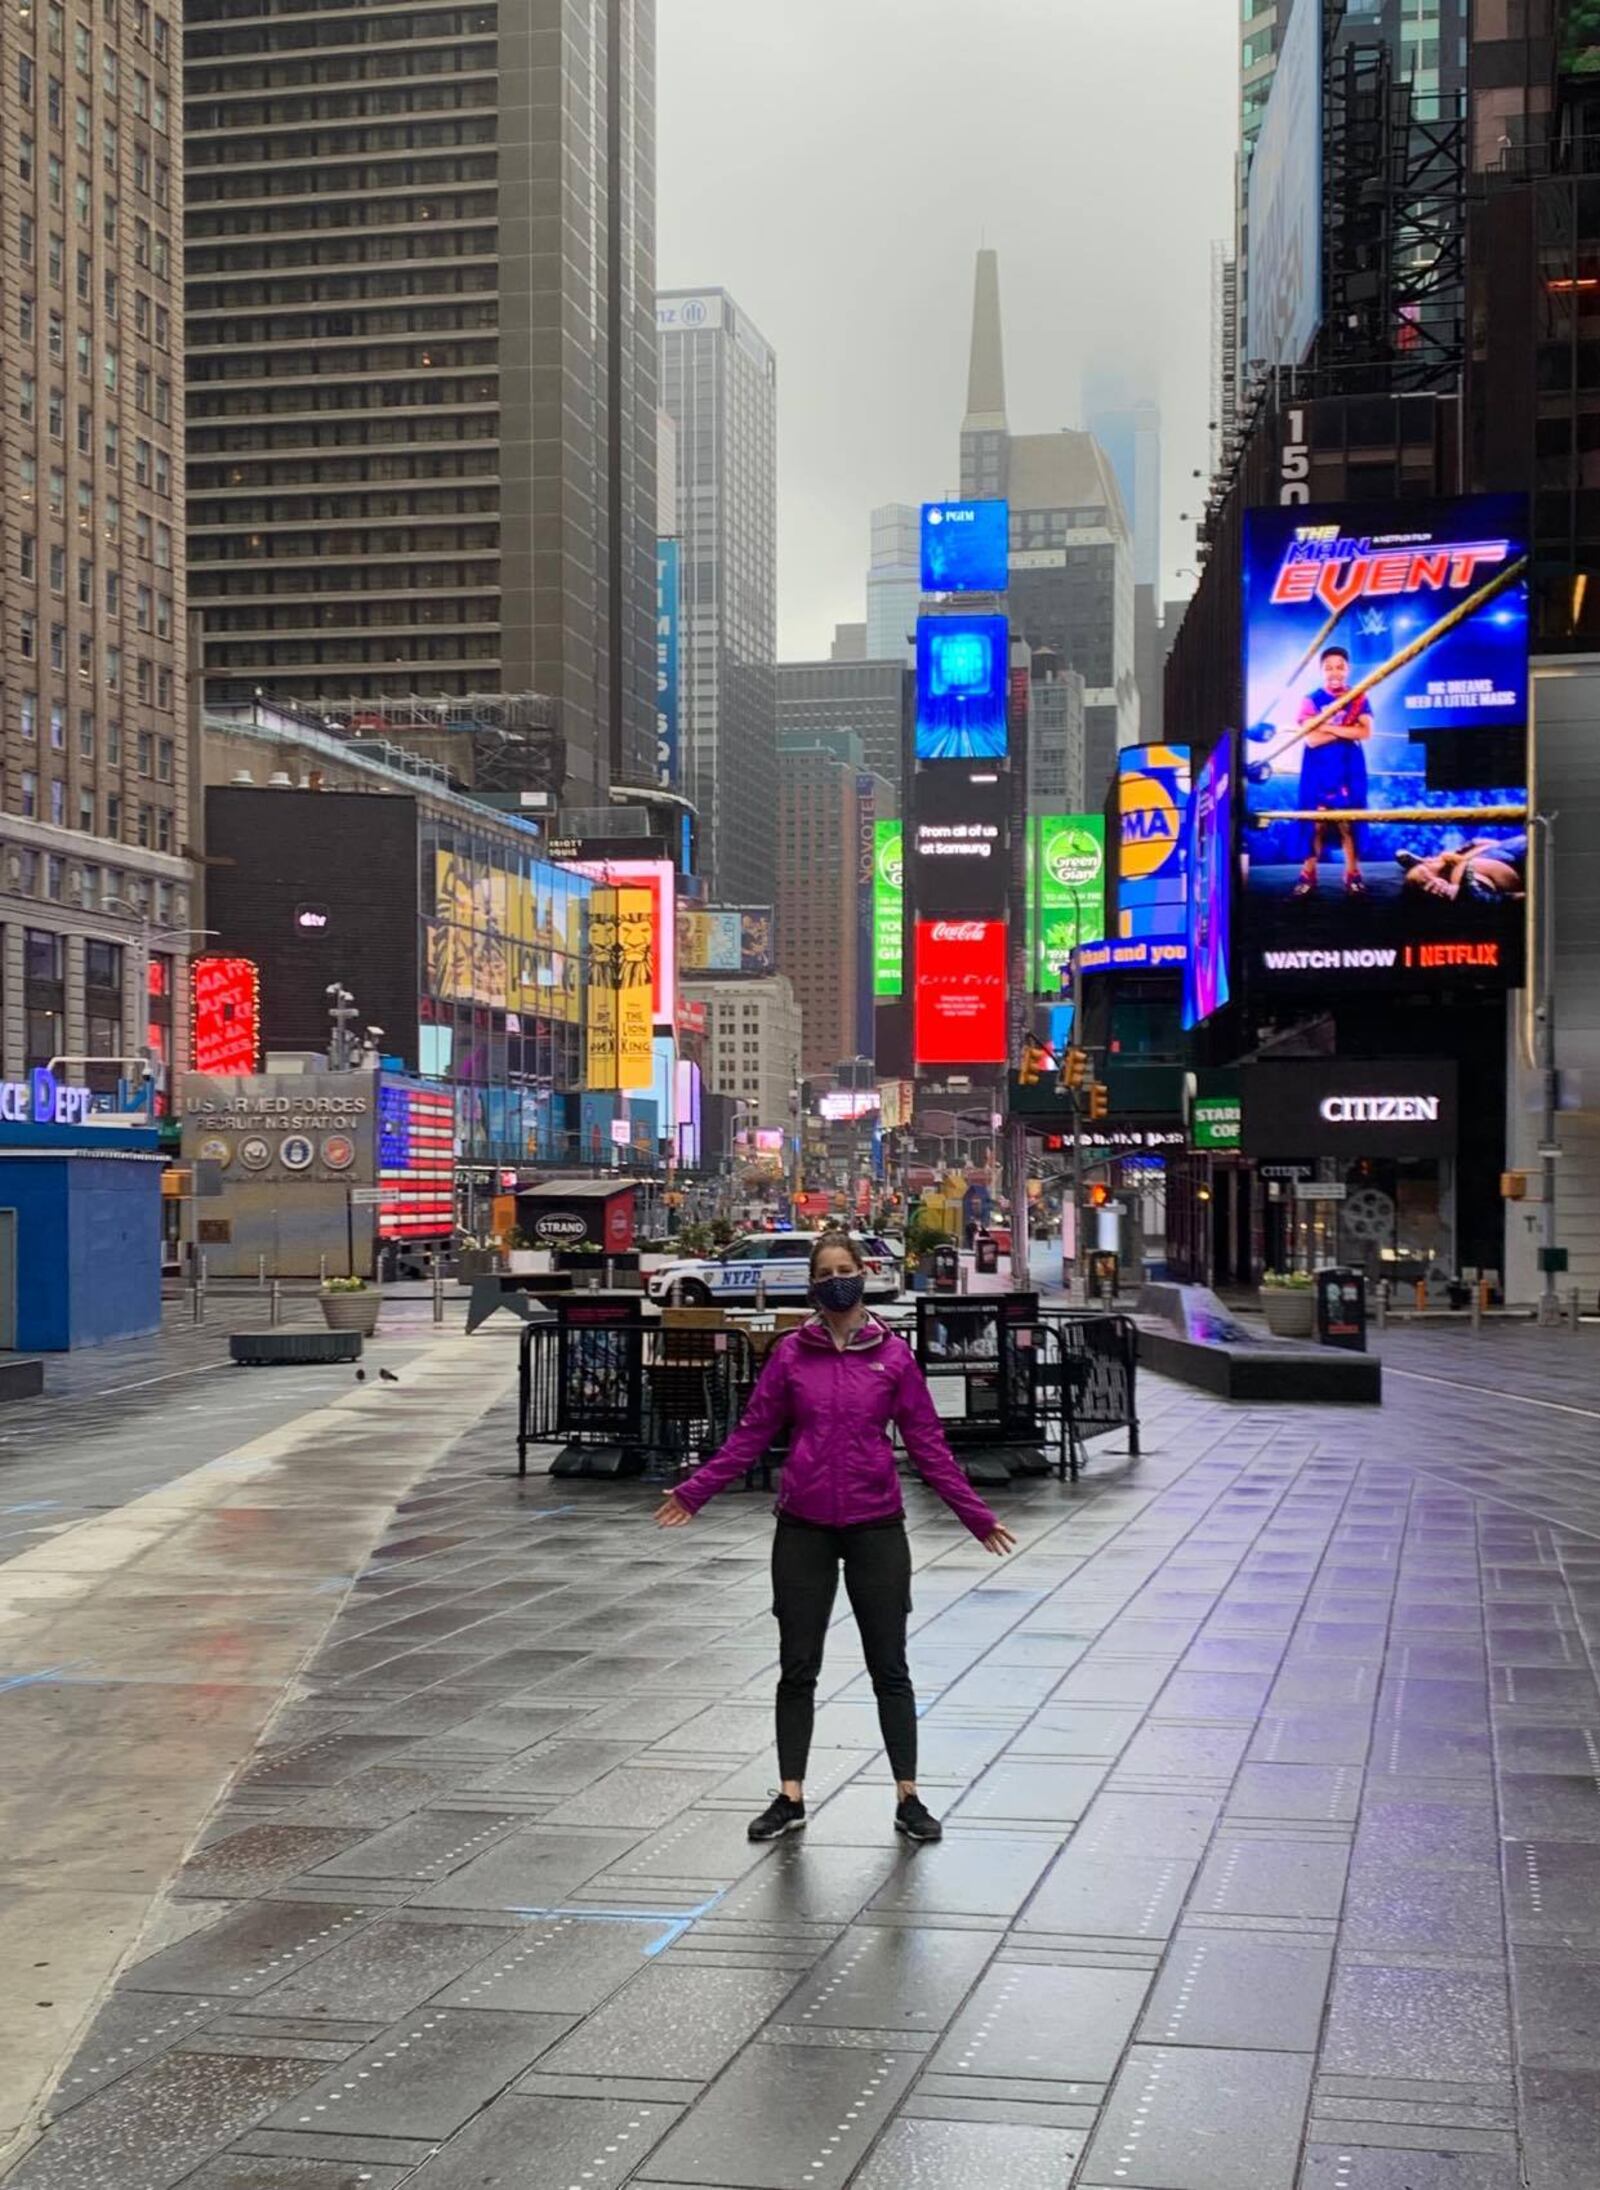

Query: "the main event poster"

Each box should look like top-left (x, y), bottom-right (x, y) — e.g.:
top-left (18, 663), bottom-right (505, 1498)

top-left (1240, 495), bottom-right (1530, 990)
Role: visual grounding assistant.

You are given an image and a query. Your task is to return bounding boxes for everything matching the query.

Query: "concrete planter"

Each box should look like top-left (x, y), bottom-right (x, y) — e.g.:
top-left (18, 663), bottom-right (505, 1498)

top-left (1259, 1286), bottom-right (1315, 1339)
top-left (321, 1290), bottom-right (381, 1337)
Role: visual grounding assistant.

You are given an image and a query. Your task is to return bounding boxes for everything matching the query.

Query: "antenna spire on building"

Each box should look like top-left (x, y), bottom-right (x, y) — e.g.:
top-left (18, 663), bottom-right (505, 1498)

top-left (963, 248), bottom-right (1008, 436)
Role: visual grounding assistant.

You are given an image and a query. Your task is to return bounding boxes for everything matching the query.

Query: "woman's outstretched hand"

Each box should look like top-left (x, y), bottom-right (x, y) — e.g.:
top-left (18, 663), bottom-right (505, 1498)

top-left (983, 1526), bottom-right (1018, 1557)
top-left (656, 1493), bottom-right (695, 1529)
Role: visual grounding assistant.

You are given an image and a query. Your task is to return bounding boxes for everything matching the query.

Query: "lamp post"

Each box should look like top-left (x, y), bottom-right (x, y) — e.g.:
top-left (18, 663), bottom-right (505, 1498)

top-left (1531, 812), bottom-right (1561, 1326)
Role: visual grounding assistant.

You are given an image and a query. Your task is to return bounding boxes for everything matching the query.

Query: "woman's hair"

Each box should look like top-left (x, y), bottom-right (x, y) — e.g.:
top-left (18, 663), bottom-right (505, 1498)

top-left (809, 1230), bottom-right (865, 1279)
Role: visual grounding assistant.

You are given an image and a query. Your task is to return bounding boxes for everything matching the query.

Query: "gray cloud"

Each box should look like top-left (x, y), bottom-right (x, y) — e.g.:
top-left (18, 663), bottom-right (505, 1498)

top-left (659, 0), bottom-right (1237, 658)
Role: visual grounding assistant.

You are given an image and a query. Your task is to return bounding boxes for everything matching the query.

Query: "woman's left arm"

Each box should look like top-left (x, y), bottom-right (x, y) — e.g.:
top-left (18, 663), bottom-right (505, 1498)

top-left (891, 1349), bottom-right (1009, 1544)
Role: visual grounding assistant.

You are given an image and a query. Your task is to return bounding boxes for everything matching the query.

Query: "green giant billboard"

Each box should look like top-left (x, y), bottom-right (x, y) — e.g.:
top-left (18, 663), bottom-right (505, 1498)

top-left (872, 818), bottom-right (904, 997)
top-left (1030, 814), bottom-right (1107, 994)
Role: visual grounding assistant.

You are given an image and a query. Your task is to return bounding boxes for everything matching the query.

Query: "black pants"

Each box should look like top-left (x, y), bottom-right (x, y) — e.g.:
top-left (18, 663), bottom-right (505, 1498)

top-left (772, 1518), bottom-right (916, 1785)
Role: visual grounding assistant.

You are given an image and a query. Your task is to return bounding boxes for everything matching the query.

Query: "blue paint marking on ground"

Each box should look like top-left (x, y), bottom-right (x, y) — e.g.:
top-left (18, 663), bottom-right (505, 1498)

top-left (1, 1500), bottom-right (62, 1515)
top-left (500, 1888), bottom-right (729, 1958)
top-left (0, 1664), bottom-right (76, 1692)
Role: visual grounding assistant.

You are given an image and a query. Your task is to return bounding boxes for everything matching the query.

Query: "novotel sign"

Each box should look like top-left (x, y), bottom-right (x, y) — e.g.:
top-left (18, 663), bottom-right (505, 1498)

top-left (0, 1068), bottom-right (94, 1126)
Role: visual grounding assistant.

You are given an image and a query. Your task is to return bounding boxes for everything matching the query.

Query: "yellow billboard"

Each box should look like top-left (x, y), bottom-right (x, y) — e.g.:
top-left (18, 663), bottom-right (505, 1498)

top-left (586, 888), bottom-right (653, 1091)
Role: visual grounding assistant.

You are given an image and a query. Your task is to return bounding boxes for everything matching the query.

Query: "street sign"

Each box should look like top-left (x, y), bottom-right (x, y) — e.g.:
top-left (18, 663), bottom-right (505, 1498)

top-left (348, 1186), bottom-right (384, 1207)
top-left (1295, 1181), bottom-right (1347, 1201)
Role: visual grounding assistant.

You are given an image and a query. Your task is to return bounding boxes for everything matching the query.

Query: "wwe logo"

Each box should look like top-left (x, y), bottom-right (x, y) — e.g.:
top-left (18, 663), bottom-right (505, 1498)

top-left (1356, 609), bottom-right (1389, 640)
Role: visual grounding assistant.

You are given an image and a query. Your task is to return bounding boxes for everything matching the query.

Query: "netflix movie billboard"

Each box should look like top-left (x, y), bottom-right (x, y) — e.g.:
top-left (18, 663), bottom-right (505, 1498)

top-left (1241, 496), bottom-right (1529, 991)
top-left (914, 919), bottom-right (1008, 1067)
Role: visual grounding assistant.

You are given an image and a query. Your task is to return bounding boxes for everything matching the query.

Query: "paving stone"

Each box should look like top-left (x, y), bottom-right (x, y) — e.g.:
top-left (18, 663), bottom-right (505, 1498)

top-left (411, 1826), bottom-right (639, 1911)
top-left (1323, 1963), bottom-right (1512, 2082)
top-left (1192, 1836), bottom-right (1350, 1921)
top-left (469, 1738), bottom-right (641, 1793)
top-left (1113, 1723), bottom-right (1252, 1781)
top-left (533, 1964), bottom-right (795, 2081)
top-left (1353, 1799), bottom-right (1501, 1870)
top-left (1019, 1849), bottom-right (1197, 1941)
top-left (952, 1761), bottom-right (1106, 1824)
top-left (929, 1961), bottom-right (1148, 2083)
top-left (246, 1916), bottom-right (517, 2022)
top-left (1298, 2152), bottom-right (1522, 2190)
top-left (384, 2090), bottom-right (683, 2187)
top-left (778, 1924), bottom-right (994, 2035)
top-left (311, 1808), bottom-right (522, 1881)
top-left (1520, 2067), bottom-right (1600, 2190)
top-left (173, 1825), bottom-right (368, 1900)
top-left (1250, 1710), bottom-right (1375, 1768)
top-left (1138, 1929), bottom-right (1332, 2051)
top-left (263, 2006), bottom-right (569, 2139)
top-left (174, 2162), bottom-right (414, 2190)
top-left (1072, 1790), bottom-right (1222, 1862)
top-left (239, 1735), bottom-right (419, 1791)
top-left (1495, 1723), bottom-right (1600, 1775)
top-left (1505, 1839), bottom-right (1600, 1946)
top-left (1226, 1763), bottom-right (1362, 1824)
top-left (1051, 1658), bottom-right (1175, 1707)
top-left (1006, 1707), bottom-right (1143, 1761)
top-left (128, 1904), bottom-right (374, 1998)
top-left (430, 1911), bottom-right (665, 2013)
top-left (1341, 1865), bottom-right (1504, 1953)
top-left (634, 2040), bottom-right (922, 2189)
top-left (1149, 1670), bottom-right (1274, 1721)
top-left (868, 1833), bottom-right (1059, 1922)
top-left (595, 1804), bottom-right (772, 1889)
top-left (3, 2050), bottom-right (316, 2190)
top-left (1511, 1948), bottom-right (1600, 2069)
top-left (1080, 2043), bottom-right (1313, 2190)
top-left (850, 2117), bottom-right (1085, 2189)
top-left (717, 1842), bottom-right (903, 1926)
top-left (542, 1765), bottom-right (724, 1829)
top-left (1499, 1772), bottom-right (1600, 1840)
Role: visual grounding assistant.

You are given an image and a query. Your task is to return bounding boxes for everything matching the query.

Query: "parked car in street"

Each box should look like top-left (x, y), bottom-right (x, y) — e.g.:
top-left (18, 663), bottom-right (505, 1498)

top-left (647, 1232), bottom-right (902, 1307)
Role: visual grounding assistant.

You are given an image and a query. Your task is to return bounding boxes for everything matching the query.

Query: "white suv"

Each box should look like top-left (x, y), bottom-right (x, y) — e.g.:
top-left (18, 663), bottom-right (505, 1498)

top-left (648, 1232), bottom-right (902, 1307)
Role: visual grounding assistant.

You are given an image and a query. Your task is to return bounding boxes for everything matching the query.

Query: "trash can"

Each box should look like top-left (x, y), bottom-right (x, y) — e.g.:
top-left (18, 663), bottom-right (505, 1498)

top-left (929, 1243), bottom-right (961, 1295)
top-left (1315, 1267), bottom-right (1368, 1351)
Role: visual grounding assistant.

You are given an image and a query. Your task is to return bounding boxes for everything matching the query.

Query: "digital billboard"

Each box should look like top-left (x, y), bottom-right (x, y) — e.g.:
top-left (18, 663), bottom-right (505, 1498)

top-left (679, 905), bottom-right (774, 979)
top-left (856, 775), bottom-right (877, 1059)
top-left (910, 768), bottom-right (1009, 918)
top-left (916, 614), bottom-right (1009, 762)
top-left (191, 956), bottom-right (261, 1076)
top-left (914, 919), bottom-right (1008, 1067)
top-left (1242, 497), bottom-right (1529, 989)
top-left (1559, 1), bottom-right (1600, 75)
top-left (655, 538), bottom-right (680, 790)
top-left (922, 500), bottom-right (1010, 594)
top-left (1117, 745), bottom-right (1191, 944)
top-left (872, 819), bottom-right (904, 998)
top-left (1029, 815), bottom-right (1106, 994)
top-left (1183, 738), bottom-right (1234, 1030)
top-left (1245, 0), bottom-right (1322, 368)
top-left (565, 857), bottom-right (676, 1024)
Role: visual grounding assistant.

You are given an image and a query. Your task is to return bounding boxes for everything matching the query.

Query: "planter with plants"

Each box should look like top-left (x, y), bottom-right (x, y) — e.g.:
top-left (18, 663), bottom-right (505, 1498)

top-left (1259, 1269), bottom-right (1315, 1338)
top-left (321, 1277), bottom-right (381, 1335)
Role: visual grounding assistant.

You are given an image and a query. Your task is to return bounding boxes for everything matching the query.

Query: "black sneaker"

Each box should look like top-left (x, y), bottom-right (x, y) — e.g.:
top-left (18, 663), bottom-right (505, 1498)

top-left (895, 1795), bottom-right (943, 1844)
top-left (748, 1793), bottom-right (807, 1842)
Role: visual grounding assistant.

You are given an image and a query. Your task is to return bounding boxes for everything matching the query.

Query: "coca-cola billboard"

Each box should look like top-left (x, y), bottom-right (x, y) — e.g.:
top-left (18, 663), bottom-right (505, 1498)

top-left (914, 919), bottom-right (1008, 1067)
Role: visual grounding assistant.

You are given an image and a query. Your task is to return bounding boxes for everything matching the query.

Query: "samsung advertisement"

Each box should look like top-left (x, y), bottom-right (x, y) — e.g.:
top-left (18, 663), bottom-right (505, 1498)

top-left (922, 500), bottom-right (1010, 595)
top-left (911, 769), bottom-right (1010, 918)
top-left (1183, 737), bottom-right (1234, 1030)
top-left (916, 614), bottom-right (1010, 763)
top-left (1241, 496), bottom-right (1529, 990)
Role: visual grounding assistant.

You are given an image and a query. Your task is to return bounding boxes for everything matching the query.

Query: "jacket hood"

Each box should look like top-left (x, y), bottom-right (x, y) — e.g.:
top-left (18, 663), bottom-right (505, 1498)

top-left (792, 1314), bottom-right (892, 1354)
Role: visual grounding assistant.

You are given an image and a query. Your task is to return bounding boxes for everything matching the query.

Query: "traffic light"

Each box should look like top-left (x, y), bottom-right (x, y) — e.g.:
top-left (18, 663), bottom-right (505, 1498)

top-left (1087, 1182), bottom-right (1110, 1209)
top-left (1087, 1082), bottom-right (1110, 1122)
top-left (1018, 1034), bottom-right (1053, 1087)
top-left (1059, 1047), bottom-right (1090, 1092)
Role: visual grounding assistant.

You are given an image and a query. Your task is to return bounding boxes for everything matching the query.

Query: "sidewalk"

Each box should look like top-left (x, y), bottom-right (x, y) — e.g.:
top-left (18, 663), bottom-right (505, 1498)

top-left (5, 1340), bottom-right (1597, 2189)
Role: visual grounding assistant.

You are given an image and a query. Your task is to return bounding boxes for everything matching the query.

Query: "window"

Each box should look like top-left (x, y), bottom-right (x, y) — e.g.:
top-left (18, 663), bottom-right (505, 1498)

top-left (104, 570), bottom-right (118, 613)
top-left (50, 624), bottom-right (65, 672)
top-left (133, 289), bottom-right (148, 335)
top-left (19, 455), bottom-right (36, 503)
top-left (136, 655), bottom-right (152, 701)
top-left (19, 213), bottom-right (35, 268)
top-left (78, 710), bottom-right (94, 757)
top-left (151, 233), bottom-right (167, 279)
top-left (153, 377), bottom-right (169, 425)
top-left (153, 521), bottom-right (170, 569)
top-left (48, 309), bottom-right (65, 362)
top-left (47, 232), bottom-right (63, 285)
top-left (49, 782), bottom-right (66, 829)
top-left (156, 807), bottom-right (171, 853)
top-left (76, 177), bottom-right (89, 224)
top-left (104, 347), bottom-right (118, 393)
top-left (47, 386), bottom-right (63, 439)
top-left (74, 20), bottom-right (89, 72)
top-left (102, 42), bottom-right (117, 96)
top-left (19, 373), bottom-right (36, 425)
top-left (155, 735), bottom-right (172, 783)
top-left (105, 644), bottom-right (120, 691)
top-left (48, 467), bottom-right (65, 517)
top-left (155, 665), bottom-right (170, 709)
top-left (103, 268), bottom-right (117, 316)
top-left (73, 97), bottom-right (89, 150)
top-left (132, 142), bottom-right (148, 193)
top-left (50, 703), bottom-right (65, 751)
top-left (75, 479), bottom-right (89, 531)
top-left (104, 417), bottom-right (118, 464)
top-left (153, 448), bottom-right (169, 496)
top-left (106, 792), bottom-right (120, 837)
top-left (134, 364), bottom-right (150, 414)
top-left (77, 631), bottom-right (92, 678)
top-left (102, 194), bottom-right (117, 244)
top-left (48, 76), bottom-right (62, 126)
top-left (102, 118), bottom-right (117, 171)
top-left (78, 791), bottom-right (95, 833)
top-left (20, 295), bottom-right (35, 341)
top-left (47, 4), bottom-right (64, 56)
top-left (19, 535), bottom-right (36, 580)
top-left (154, 593), bottom-right (171, 640)
top-left (153, 159), bottom-right (167, 208)
top-left (19, 771), bottom-right (38, 818)
top-left (18, 55), bottom-right (34, 104)
top-left (132, 69), bottom-right (147, 118)
top-left (136, 802), bottom-right (151, 848)
top-left (75, 250), bottom-right (90, 303)
top-left (76, 558), bottom-right (91, 607)
top-left (75, 330), bottom-right (90, 377)
top-left (152, 11), bottom-right (166, 58)
top-left (135, 582), bottom-right (151, 632)
top-left (153, 303), bottom-right (168, 348)
top-left (21, 694), bottom-right (36, 742)
top-left (48, 152), bottom-right (63, 207)
top-left (152, 84), bottom-right (166, 133)
top-left (19, 613), bottom-right (37, 661)
top-left (49, 544), bottom-right (65, 593)
top-left (106, 718), bottom-right (120, 763)
top-left (134, 438), bottom-right (151, 487)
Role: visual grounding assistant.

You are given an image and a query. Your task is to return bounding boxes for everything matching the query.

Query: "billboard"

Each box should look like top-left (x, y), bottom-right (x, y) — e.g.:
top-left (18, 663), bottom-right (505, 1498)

top-left (1029, 815), bottom-right (1106, 994)
top-left (1245, 0), bottom-right (1322, 368)
top-left (1117, 745), bottom-right (1191, 944)
top-left (922, 500), bottom-right (1010, 594)
top-left (1559, 2), bottom-right (1600, 74)
top-left (1242, 497), bottom-right (1530, 989)
top-left (873, 819), bottom-right (904, 998)
top-left (856, 775), bottom-right (877, 1059)
top-left (1240, 1060), bottom-right (1459, 1161)
top-left (916, 614), bottom-right (1009, 762)
top-left (911, 768), bottom-right (1009, 918)
top-left (585, 888), bottom-right (654, 1093)
top-left (564, 857), bottom-right (676, 1024)
top-left (656, 538), bottom-right (680, 790)
top-left (1183, 738), bottom-right (1235, 1030)
top-left (191, 956), bottom-right (261, 1076)
top-left (679, 904), bottom-right (775, 978)
top-left (914, 919), bottom-right (1008, 1066)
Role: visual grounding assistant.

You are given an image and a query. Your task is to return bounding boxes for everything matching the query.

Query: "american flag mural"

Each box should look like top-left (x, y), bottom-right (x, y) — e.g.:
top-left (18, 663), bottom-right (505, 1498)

top-left (378, 1080), bottom-right (456, 1238)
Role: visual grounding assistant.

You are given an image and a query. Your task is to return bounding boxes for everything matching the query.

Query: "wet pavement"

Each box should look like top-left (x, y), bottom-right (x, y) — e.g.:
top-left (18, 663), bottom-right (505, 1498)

top-left (4, 1327), bottom-right (1600, 2187)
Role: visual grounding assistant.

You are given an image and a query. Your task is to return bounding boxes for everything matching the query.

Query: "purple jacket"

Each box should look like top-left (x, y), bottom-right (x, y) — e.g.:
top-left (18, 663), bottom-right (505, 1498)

top-left (674, 1316), bottom-right (1000, 1541)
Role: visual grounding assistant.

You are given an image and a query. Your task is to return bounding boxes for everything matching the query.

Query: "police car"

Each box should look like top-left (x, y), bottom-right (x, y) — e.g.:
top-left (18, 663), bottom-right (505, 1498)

top-left (647, 1232), bottom-right (902, 1307)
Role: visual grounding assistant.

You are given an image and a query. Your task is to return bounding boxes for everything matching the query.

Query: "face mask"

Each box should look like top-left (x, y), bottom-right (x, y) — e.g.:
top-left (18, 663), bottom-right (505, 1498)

top-left (811, 1273), bottom-right (866, 1314)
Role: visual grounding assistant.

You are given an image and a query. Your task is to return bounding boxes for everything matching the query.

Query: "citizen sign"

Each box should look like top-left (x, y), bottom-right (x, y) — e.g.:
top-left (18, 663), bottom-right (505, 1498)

top-left (1320, 1096), bottom-right (1443, 1125)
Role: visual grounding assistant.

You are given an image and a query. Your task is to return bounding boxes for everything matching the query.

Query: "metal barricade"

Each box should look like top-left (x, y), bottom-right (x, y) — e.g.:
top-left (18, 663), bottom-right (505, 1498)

top-left (1041, 1311), bottom-right (1140, 1480)
top-left (516, 1313), bottom-right (752, 1482)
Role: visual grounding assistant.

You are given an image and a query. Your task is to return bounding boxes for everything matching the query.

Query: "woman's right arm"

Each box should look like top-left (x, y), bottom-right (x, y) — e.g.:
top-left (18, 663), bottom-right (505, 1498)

top-left (670, 1341), bottom-right (795, 1517)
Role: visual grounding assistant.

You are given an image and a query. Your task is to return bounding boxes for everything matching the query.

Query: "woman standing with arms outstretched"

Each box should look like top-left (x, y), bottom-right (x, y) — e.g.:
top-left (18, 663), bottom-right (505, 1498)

top-left (657, 1233), bottom-right (1016, 1845)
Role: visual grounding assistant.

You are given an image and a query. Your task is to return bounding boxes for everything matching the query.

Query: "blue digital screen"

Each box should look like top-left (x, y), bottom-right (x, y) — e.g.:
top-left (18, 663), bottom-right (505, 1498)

top-left (1242, 495), bottom-right (1530, 991)
top-left (922, 501), bottom-right (1010, 594)
top-left (916, 614), bottom-right (1009, 762)
top-left (1182, 736), bottom-right (1234, 1030)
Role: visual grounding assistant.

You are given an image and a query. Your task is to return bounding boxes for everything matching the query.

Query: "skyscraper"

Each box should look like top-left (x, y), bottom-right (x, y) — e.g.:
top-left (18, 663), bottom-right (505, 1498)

top-left (866, 505), bottom-right (920, 665)
top-left (183, 0), bottom-right (659, 804)
top-left (1083, 380), bottom-right (1162, 595)
top-left (657, 287), bottom-right (777, 902)
top-left (0, 0), bottom-right (196, 1095)
top-left (958, 252), bottom-right (1139, 805)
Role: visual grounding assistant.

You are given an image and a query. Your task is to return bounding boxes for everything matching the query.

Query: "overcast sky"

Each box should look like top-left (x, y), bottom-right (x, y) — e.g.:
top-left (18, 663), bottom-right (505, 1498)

top-left (658, 0), bottom-right (1237, 661)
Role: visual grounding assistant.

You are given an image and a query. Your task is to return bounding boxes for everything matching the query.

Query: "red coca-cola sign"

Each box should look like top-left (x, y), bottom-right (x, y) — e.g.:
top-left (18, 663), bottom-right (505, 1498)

top-left (914, 919), bottom-right (1007, 1067)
